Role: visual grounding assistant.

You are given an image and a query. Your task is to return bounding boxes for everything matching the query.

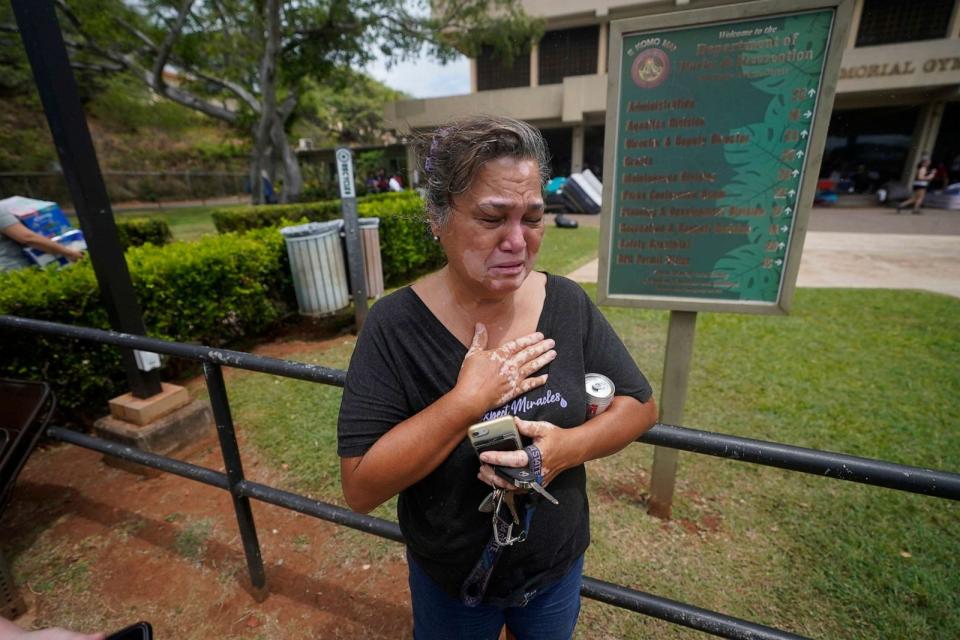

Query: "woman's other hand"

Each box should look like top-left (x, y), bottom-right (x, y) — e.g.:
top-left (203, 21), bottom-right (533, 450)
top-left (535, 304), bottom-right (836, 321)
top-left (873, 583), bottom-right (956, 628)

top-left (456, 323), bottom-right (556, 416)
top-left (0, 617), bottom-right (105, 640)
top-left (477, 417), bottom-right (570, 489)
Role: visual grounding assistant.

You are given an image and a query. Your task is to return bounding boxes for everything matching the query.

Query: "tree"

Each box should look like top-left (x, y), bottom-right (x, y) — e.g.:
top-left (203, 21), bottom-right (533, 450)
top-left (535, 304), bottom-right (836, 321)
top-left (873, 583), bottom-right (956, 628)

top-left (296, 71), bottom-right (408, 147)
top-left (19, 0), bottom-right (542, 203)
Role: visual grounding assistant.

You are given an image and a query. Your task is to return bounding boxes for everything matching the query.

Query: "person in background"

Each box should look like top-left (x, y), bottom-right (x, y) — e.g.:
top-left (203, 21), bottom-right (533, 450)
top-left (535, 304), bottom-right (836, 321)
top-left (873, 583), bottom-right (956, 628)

top-left (388, 173), bottom-right (403, 192)
top-left (0, 616), bottom-right (104, 640)
top-left (934, 160), bottom-right (949, 190)
top-left (0, 206), bottom-right (83, 272)
top-left (375, 169), bottom-right (389, 193)
top-left (897, 158), bottom-right (937, 215)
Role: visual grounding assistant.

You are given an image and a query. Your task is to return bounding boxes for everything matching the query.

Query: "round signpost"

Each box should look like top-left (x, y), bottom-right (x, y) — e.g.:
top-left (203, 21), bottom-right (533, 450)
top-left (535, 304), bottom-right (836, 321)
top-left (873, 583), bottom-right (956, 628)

top-left (336, 147), bottom-right (368, 331)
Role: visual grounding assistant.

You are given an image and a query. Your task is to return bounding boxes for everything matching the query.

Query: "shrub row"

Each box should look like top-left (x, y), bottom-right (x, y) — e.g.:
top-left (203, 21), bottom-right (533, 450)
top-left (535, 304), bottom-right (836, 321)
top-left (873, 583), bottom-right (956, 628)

top-left (0, 227), bottom-right (293, 419)
top-left (0, 191), bottom-right (445, 419)
top-left (210, 190), bottom-right (419, 234)
top-left (356, 197), bottom-right (445, 286)
top-left (116, 216), bottom-right (173, 248)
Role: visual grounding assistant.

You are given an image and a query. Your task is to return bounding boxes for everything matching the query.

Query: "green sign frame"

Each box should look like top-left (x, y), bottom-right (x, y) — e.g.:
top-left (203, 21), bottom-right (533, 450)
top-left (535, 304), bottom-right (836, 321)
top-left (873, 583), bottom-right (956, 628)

top-left (599, 0), bottom-right (854, 314)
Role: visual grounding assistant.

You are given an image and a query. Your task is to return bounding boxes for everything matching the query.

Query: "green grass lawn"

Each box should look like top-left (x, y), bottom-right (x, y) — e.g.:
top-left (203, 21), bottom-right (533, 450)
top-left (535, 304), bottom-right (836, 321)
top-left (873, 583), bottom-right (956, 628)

top-left (212, 285), bottom-right (959, 639)
top-left (68, 204), bottom-right (232, 242)
top-left (128, 205), bottom-right (224, 241)
top-left (537, 223), bottom-right (600, 276)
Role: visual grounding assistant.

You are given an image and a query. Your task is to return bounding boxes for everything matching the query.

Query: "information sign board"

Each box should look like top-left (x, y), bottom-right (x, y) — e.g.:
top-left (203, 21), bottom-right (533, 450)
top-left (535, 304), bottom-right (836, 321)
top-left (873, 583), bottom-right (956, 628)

top-left (600, 0), bottom-right (852, 314)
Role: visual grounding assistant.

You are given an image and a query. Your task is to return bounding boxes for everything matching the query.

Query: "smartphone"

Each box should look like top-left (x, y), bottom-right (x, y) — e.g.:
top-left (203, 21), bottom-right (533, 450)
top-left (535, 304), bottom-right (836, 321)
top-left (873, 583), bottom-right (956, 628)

top-left (467, 416), bottom-right (521, 457)
top-left (106, 622), bottom-right (153, 640)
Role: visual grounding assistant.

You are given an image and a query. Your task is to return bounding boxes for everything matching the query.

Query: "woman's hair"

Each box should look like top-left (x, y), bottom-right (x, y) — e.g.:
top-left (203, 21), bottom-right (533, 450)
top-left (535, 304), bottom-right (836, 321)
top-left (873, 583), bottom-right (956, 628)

top-left (416, 116), bottom-right (550, 228)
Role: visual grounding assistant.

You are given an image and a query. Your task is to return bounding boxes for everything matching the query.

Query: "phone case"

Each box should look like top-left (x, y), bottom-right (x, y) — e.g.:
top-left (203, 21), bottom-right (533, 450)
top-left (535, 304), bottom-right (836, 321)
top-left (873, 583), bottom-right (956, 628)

top-left (467, 416), bottom-right (521, 456)
top-left (106, 621), bottom-right (153, 640)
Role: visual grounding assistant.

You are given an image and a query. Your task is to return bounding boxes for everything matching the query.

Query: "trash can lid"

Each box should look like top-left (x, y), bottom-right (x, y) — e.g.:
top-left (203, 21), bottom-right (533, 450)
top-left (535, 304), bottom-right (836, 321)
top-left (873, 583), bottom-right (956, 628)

top-left (280, 220), bottom-right (344, 238)
top-left (358, 217), bottom-right (380, 227)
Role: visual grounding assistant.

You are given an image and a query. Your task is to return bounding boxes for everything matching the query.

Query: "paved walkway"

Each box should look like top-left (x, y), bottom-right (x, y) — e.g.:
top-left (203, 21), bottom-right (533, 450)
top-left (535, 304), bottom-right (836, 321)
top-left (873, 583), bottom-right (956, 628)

top-left (561, 206), bottom-right (960, 299)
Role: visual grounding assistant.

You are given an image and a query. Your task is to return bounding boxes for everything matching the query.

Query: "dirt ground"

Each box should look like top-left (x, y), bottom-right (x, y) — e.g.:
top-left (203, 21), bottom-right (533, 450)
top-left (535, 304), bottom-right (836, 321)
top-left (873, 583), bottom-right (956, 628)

top-left (1, 435), bottom-right (413, 639)
top-left (1, 327), bottom-right (417, 639)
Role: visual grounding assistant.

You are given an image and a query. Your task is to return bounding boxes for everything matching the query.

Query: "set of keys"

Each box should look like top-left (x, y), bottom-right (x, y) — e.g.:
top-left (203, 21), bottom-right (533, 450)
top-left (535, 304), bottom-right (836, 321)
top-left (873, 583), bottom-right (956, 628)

top-left (494, 465), bottom-right (559, 504)
top-left (478, 487), bottom-right (526, 546)
top-left (477, 465), bottom-right (559, 513)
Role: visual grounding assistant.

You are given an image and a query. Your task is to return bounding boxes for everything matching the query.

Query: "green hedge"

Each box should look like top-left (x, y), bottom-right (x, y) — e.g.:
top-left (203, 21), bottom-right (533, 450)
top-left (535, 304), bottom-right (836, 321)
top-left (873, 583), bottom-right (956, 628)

top-left (0, 227), bottom-right (293, 419)
top-left (210, 191), bottom-right (420, 234)
top-left (356, 197), bottom-right (445, 286)
top-left (0, 190), bottom-right (444, 419)
top-left (212, 201), bottom-right (342, 233)
top-left (116, 217), bottom-right (173, 249)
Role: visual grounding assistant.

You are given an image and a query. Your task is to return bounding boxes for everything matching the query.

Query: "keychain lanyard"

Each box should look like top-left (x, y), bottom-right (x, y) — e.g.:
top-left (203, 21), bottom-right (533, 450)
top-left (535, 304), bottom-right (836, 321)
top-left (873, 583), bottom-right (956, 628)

top-left (460, 445), bottom-right (543, 607)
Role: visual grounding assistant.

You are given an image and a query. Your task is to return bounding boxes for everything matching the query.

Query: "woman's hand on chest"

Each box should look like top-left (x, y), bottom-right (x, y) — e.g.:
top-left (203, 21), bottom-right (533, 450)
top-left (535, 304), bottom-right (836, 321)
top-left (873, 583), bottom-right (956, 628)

top-left (453, 322), bottom-right (557, 417)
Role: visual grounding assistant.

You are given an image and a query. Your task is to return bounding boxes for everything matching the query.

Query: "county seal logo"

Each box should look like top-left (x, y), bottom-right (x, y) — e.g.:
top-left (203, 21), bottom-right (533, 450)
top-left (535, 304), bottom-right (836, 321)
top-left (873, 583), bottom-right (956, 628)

top-left (631, 48), bottom-right (670, 88)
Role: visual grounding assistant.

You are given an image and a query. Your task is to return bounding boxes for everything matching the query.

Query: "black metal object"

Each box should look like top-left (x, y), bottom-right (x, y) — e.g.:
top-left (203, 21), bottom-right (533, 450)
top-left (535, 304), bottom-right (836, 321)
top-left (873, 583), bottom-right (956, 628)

top-left (581, 577), bottom-right (809, 640)
top-left (47, 426), bottom-right (229, 489)
top-left (10, 0), bottom-right (162, 398)
top-left (0, 315), bottom-right (345, 387)
top-left (8, 311), bottom-right (958, 502)
top-left (238, 481), bottom-right (405, 543)
top-left (640, 423), bottom-right (960, 501)
top-left (0, 380), bottom-right (56, 513)
top-left (203, 363), bottom-right (266, 590)
top-left (6, 313), bottom-right (960, 639)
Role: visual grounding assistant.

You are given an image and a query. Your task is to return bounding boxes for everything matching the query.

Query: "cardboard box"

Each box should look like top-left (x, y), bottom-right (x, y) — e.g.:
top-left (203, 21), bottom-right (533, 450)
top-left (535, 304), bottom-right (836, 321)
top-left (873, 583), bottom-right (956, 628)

top-left (1, 196), bottom-right (83, 268)
top-left (0, 196), bottom-right (72, 237)
top-left (23, 228), bottom-right (87, 268)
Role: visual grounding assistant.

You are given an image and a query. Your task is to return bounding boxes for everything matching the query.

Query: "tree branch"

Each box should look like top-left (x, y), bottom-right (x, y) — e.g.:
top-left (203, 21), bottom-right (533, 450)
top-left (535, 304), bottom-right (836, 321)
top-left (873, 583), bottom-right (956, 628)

top-left (151, 0), bottom-right (195, 91)
top-left (144, 67), bottom-right (240, 124)
top-left (177, 66), bottom-right (261, 114)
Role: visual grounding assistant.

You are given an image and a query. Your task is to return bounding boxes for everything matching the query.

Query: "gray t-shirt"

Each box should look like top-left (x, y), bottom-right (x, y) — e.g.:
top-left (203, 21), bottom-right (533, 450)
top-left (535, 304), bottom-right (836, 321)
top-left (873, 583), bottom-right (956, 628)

top-left (0, 209), bottom-right (32, 272)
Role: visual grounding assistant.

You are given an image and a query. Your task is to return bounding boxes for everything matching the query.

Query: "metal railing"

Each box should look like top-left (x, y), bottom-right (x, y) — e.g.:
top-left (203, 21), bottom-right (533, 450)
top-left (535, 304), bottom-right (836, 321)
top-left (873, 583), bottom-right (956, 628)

top-left (2, 314), bottom-right (958, 640)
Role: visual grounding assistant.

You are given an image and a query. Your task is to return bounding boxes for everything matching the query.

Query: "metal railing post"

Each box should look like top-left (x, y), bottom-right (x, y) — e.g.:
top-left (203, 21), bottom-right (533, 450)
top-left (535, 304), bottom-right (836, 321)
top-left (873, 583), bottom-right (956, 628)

top-left (202, 362), bottom-right (267, 592)
top-left (5, 315), bottom-right (960, 639)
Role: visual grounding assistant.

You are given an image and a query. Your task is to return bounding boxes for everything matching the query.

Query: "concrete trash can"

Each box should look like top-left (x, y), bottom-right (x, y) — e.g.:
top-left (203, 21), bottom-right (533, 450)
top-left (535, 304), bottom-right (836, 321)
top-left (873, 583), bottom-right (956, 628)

top-left (280, 221), bottom-right (350, 316)
top-left (358, 217), bottom-right (384, 299)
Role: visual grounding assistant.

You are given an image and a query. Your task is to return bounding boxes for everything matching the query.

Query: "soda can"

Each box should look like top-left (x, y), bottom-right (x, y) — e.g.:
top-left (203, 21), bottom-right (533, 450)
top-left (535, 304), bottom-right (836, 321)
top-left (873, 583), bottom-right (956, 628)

top-left (585, 373), bottom-right (615, 418)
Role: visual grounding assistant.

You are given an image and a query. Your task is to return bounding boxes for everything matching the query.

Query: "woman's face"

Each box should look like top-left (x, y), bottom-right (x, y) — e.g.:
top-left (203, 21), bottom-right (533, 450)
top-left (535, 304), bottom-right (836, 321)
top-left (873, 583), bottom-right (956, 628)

top-left (436, 156), bottom-right (545, 296)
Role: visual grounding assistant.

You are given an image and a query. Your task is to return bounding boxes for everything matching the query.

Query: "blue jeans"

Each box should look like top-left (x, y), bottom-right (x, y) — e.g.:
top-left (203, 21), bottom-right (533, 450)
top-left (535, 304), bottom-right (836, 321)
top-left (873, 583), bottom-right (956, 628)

top-left (408, 553), bottom-right (584, 640)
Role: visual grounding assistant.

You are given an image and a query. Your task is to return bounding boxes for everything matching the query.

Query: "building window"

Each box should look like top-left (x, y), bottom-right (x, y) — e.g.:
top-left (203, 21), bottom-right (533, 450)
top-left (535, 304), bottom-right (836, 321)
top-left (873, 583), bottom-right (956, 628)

top-left (855, 0), bottom-right (954, 47)
top-left (476, 45), bottom-right (530, 91)
top-left (538, 26), bottom-right (599, 85)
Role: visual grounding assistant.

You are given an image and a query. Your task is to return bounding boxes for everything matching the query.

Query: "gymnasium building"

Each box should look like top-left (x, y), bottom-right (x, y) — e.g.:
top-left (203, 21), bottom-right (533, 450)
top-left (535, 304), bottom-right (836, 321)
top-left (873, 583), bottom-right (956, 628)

top-left (385, 0), bottom-right (960, 197)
